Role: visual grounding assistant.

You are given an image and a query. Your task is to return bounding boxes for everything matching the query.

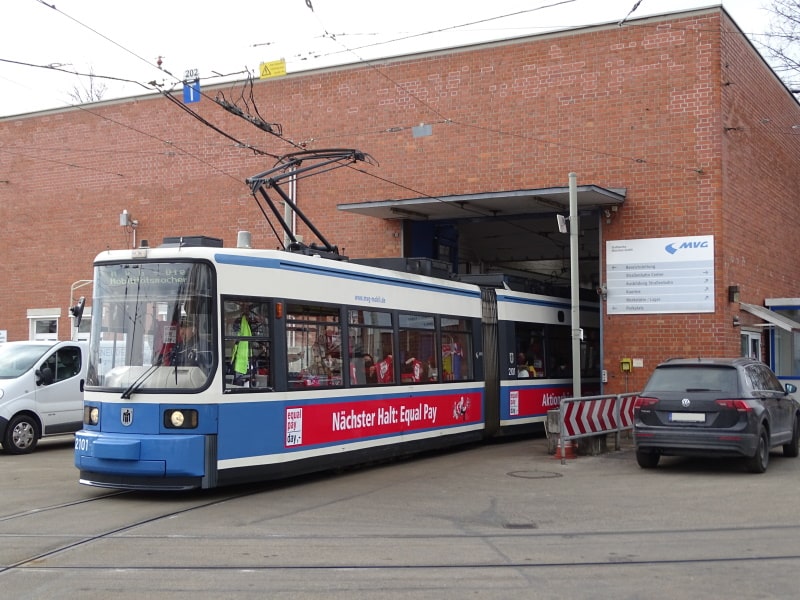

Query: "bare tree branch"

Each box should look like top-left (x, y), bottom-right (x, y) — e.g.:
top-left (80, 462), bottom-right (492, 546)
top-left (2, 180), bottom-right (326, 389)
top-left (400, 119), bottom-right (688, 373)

top-left (67, 67), bottom-right (108, 104)
top-left (761, 0), bottom-right (800, 90)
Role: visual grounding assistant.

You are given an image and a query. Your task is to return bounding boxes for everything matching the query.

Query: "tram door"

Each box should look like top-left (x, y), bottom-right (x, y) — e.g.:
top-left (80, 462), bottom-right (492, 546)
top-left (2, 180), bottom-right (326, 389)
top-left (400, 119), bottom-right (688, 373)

top-left (740, 330), bottom-right (761, 360)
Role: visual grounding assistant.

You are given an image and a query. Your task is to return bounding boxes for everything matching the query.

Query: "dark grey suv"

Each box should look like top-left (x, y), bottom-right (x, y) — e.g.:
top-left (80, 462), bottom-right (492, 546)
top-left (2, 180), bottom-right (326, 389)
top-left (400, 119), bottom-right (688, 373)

top-left (633, 357), bottom-right (800, 473)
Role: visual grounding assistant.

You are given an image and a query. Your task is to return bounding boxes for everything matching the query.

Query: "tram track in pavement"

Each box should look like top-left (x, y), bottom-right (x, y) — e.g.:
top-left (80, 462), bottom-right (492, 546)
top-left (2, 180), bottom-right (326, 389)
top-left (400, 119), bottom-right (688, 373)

top-left (0, 485), bottom-right (269, 577)
top-left (4, 442), bottom-right (800, 597)
top-left (4, 476), bottom-right (800, 576)
top-left (0, 490), bottom-right (130, 523)
top-left (4, 523), bottom-right (800, 574)
top-left (1, 498), bottom-right (799, 596)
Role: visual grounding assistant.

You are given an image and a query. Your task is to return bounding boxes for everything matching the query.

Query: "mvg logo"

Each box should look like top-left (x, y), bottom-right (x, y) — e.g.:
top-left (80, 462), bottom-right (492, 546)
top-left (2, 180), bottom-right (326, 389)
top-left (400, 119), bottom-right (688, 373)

top-left (664, 240), bottom-right (709, 255)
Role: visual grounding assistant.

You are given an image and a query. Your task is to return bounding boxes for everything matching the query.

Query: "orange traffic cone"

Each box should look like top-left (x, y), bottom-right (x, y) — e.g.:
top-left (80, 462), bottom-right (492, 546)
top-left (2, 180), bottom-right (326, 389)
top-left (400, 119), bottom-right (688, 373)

top-left (552, 438), bottom-right (577, 459)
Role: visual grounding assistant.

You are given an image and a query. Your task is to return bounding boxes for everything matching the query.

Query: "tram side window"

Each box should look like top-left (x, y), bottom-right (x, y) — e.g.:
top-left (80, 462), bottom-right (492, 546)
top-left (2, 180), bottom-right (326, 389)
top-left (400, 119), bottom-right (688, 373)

top-left (549, 325), bottom-right (573, 378)
top-left (581, 327), bottom-right (600, 378)
top-left (441, 316), bottom-right (473, 381)
top-left (514, 325), bottom-right (546, 378)
top-left (223, 297), bottom-right (271, 392)
top-left (287, 303), bottom-right (342, 389)
top-left (349, 309), bottom-right (393, 385)
top-left (398, 313), bottom-right (437, 383)
top-left (548, 325), bottom-right (601, 378)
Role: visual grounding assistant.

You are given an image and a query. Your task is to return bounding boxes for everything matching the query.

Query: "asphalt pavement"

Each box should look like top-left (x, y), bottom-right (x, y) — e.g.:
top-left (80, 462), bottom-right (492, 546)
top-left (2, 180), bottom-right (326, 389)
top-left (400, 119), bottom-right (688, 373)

top-left (2, 433), bottom-right (800, 599)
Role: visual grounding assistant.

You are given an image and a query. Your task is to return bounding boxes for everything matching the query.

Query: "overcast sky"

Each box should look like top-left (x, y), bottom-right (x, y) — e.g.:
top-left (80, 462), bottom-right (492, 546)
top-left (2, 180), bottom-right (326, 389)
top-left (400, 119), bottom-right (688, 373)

top-left (0, 0), bottom-right (774, 118)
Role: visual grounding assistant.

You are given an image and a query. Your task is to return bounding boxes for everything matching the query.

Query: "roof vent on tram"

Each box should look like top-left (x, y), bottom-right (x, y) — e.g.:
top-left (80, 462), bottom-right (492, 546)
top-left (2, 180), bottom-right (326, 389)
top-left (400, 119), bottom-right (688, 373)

top-left (159, 236), bottom-right (223, 248)
top-left (237, 231), bottom-right (252, 249)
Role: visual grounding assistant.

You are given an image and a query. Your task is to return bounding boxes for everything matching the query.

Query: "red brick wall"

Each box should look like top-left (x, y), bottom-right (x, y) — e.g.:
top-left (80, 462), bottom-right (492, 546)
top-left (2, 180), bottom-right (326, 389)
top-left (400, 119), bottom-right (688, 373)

top-left (2, 9), bottom-right (800, 395)
top-left (720, 15), bottom-right (800, 313)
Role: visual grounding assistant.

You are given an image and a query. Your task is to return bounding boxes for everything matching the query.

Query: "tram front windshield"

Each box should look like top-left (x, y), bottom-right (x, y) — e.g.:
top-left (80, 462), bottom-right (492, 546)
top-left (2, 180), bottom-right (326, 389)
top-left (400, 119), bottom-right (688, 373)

top-left (87, 262), bottom-right (215, 391)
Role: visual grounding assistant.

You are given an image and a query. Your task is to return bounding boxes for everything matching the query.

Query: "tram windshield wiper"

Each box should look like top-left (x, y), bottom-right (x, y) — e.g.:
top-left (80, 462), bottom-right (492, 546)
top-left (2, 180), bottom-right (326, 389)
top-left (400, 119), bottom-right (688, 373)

top-left (120, 357), bottom-right (163, 399)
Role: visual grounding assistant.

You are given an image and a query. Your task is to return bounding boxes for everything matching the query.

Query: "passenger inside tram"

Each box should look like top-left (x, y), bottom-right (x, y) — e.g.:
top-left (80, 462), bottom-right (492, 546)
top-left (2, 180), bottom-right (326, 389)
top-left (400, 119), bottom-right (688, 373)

top-left (376, 352), bottom-right (394, 384)
top-left (516, 352), bottom-right (531, 378)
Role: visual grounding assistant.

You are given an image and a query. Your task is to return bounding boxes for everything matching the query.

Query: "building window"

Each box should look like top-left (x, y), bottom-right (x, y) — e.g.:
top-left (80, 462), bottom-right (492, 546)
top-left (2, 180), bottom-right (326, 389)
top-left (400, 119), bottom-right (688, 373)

top-left (28, 314), bottom-right (59, 341)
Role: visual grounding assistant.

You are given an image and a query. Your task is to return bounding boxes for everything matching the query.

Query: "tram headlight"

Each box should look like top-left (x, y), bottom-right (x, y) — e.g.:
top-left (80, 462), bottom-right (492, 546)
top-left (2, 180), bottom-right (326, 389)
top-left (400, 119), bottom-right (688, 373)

top-left (164, 408), bottom-right (198, 429)
top-left (170, 411), bottom-right (185, 427)
top-left (84, 405), bottom-right (100, 425)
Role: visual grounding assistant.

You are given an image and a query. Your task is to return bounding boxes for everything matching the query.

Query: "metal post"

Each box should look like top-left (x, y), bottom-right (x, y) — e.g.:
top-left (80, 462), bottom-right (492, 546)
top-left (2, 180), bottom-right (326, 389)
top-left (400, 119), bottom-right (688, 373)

top-left (559, 400), bottom-right (566, 465)
top-left (569, 172), bottom-right (582, 399)
top-left (284, 168), bottom-right (296, 249)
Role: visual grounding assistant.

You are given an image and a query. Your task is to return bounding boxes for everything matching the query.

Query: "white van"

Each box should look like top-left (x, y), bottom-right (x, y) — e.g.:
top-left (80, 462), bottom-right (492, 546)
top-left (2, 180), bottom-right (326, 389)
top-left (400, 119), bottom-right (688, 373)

top-left (0, 340), bottom-right (88, 454)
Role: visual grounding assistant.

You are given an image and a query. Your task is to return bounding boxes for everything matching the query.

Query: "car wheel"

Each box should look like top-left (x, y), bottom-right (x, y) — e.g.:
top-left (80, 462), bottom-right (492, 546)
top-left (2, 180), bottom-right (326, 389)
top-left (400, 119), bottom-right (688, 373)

top-left (783, 415), bottom-right (800, 458)
top-left (2, 414), bottom-right (40, 455)
top-left (636, 450), bottom-right (660, 469)
top-left (745, 426), bottom-right (769, 473)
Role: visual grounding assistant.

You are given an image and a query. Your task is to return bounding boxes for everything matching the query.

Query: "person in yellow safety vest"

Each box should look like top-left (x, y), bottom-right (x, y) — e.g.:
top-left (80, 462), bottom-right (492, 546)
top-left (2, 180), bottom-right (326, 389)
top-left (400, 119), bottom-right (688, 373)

top-left (230, 314), bottom-right (252, 378)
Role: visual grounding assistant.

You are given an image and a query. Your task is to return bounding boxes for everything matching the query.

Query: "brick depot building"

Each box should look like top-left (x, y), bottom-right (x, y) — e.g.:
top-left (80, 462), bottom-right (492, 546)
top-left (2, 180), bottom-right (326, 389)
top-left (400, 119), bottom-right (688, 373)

top-left (2, 6), bottom-right (800, 394)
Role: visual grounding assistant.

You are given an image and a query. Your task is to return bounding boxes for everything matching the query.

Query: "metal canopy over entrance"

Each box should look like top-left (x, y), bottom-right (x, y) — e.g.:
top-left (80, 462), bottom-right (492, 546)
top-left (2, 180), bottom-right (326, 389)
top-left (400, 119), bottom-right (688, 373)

top-left (337, 185), bottom-right (626, 221)
top-left (740, 302), bottom-right (800, 331)
top-left (337, 185), bottom-right (626, 290)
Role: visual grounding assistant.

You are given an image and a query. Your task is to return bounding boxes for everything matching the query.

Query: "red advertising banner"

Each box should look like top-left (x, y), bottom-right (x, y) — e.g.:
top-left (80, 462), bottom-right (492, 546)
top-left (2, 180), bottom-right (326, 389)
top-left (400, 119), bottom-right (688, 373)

top-left (285, 392), bottom-right (482, 447)
top-left (508, 384), bottom-right (602, 418)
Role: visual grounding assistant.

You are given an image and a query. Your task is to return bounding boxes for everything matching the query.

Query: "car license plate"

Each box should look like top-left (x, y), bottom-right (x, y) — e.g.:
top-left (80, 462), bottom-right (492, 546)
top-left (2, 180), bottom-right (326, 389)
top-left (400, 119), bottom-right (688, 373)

top-left (670, 412), bottom-right (705, 423)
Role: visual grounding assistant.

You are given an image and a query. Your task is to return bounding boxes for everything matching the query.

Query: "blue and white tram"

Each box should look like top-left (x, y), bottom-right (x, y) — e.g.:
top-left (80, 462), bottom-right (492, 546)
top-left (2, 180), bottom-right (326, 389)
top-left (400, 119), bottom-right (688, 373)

top-left (74, 237), bottom-right (599, 490)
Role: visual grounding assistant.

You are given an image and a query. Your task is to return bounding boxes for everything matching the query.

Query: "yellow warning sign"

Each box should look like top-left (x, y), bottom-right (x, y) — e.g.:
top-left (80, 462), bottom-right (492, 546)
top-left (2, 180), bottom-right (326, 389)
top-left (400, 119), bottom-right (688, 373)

top-left (259, 59), bottom-right (287, 79)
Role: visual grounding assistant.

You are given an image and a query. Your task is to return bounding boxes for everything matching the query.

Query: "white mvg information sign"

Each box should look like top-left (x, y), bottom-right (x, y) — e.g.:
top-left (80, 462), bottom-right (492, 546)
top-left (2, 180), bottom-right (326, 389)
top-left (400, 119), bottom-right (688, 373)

top-left (605, 235), bottom-right (715, 315)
